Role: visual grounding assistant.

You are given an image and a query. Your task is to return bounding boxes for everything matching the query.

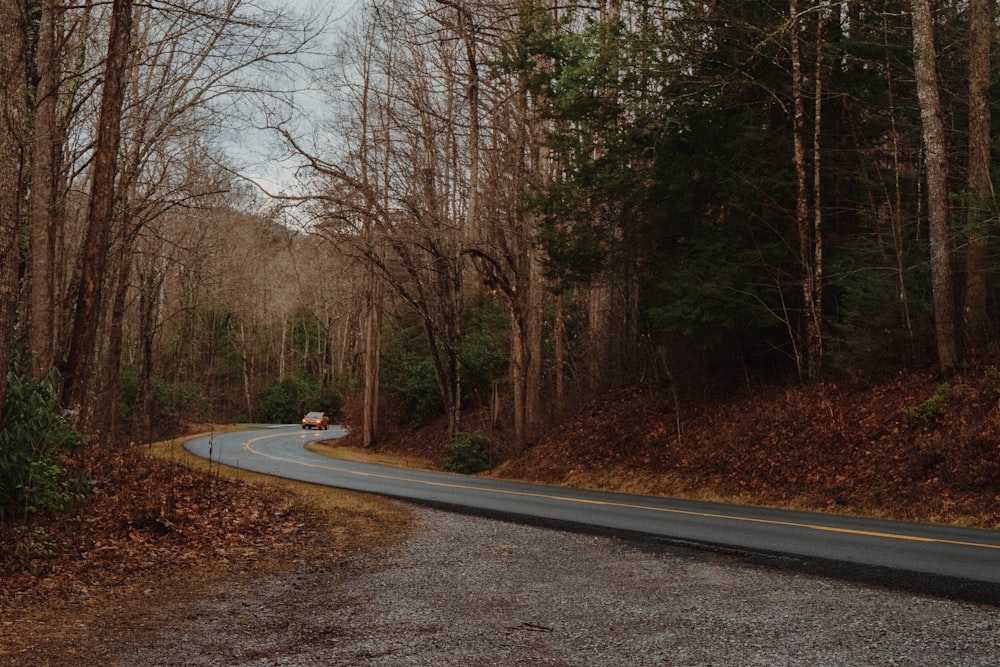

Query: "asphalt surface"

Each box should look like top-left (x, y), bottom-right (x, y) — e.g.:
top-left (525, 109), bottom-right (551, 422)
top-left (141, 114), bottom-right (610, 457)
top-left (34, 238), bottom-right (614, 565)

top-left (184, 424), bottom-right (1000, 605)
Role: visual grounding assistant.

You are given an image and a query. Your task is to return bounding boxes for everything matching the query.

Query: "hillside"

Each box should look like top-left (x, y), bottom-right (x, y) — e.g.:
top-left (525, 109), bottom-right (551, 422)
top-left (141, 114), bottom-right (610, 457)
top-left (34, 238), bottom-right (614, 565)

top-left (364, 368), bottom-right (1000, 529)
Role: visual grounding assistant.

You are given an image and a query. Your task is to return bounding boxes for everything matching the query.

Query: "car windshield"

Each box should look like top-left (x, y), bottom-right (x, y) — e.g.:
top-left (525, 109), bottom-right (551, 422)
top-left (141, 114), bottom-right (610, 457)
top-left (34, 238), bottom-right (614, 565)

top-left (306, 412), bottom-right (322, 418)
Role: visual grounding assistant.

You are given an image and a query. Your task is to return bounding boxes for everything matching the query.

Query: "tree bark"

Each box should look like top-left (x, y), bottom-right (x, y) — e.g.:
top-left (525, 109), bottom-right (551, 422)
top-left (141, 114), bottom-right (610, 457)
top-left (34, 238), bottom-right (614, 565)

top-left (452, 0), bottom-right (480, 249)
top-left (61, 0), bottom-right (134, 413)
top-left (238, 320), bottom-right (255, 423)
top-left (362, 264), bottom-right (382, 448)
top-left (554, 292), bottom-right (566, 417)
top-left (510, 303), bottom-right (528, 449)
top-left (100, 237), bottom-right (133, 440)
top-left (138, 256), bottom-right (157, 440)
top-left (962, 0), bottom-right (993, 359)
top-left (809, 4), bottom-right (824, 380)
top-left (28, 0), bottom-right (61, 379)
top-left (586, 280), bottom-right (612, 391)
top-left (525, 235), bottom-right (544, 445)
top-left (911, 0), bottom-right (958, 376)
top-left (0, 0), bottom-right (27, 410)
top-left (789, 0), bottom-right (823, 382)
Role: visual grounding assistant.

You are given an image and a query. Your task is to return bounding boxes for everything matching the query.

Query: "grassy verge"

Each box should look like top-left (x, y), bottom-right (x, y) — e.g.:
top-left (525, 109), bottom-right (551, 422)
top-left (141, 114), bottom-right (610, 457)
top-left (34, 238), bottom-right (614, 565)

top-left (147, 429), bottom-right (415, 552)
top-left (305, 440), bottom-right (438, 471)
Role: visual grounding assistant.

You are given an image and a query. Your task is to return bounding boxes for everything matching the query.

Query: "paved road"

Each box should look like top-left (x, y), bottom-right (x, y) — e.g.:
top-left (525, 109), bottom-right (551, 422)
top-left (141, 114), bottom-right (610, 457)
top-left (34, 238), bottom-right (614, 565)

top-left (184, 424), bottom-right (1000, 604)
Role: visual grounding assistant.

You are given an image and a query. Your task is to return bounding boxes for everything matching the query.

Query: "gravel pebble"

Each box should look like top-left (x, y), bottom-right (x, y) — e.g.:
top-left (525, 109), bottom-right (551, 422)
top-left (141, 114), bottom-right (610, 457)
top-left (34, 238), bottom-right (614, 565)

top-left (109, 506), bottom-right (1000, 666)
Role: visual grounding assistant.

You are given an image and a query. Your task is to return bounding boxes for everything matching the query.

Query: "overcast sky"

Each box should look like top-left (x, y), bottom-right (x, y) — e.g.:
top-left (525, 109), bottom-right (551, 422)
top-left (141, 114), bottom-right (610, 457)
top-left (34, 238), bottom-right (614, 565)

top-left (227, 0), bottom-right (357, 198)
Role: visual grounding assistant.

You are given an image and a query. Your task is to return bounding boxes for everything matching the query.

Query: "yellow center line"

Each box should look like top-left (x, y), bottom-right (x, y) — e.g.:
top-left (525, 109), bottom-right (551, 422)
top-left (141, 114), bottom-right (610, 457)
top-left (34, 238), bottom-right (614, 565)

top-left (243, 432), bottom-right (1000, 552)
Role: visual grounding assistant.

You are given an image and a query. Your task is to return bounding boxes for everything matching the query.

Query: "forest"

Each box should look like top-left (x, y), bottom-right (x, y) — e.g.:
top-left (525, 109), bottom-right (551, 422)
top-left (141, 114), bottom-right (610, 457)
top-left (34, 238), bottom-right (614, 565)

top-left (0, 0), bottom-right (998, 521)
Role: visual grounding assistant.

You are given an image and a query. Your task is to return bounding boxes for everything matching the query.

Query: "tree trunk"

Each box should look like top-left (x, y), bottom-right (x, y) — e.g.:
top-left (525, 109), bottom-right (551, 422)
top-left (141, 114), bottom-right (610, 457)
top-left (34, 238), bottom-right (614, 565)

top-left (358, 21), bottom-right (381, 448)
top-left (911, 0), bottom-right (958, 376)
top-left (587, 280), bottom-right (612, 392)
top-left (362, 264), bottom-right (382, 448)
top-left (789, 0), bottom-right (823, 382)
top-left (554, 292), bottom-right (566, 417)
top-left (138, 258), bottom-right (157, 440)
top-left (101, 237), bottom-right (134, 440)
top-left (883, 45), bottom-right (915, 349)
top-left (238, 320), bottom-right (255, 422)
top-left (28, 0), bottom-right (61, 379)
top-left (279, 313), bottom-right (287, 379)
top-left (962, 0), bottom-right (993, 359)
top-left (809, 5), bottom-right (824, 380)
top-left (61, 0), bottom-right (134, 412)
top-left (509, 304), bottom-right (528, 450)
top-left (524, 238), bottom-right (543, 445)
top-left (454, 0), bottom-right (480, 249)
top-left (0, 0), bottom-right (27, 410)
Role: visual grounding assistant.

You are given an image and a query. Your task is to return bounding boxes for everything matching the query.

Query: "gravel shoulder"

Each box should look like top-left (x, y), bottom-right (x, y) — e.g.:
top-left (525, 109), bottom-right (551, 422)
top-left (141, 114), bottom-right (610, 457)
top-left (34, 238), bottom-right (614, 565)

top-left (39, 504), bottom-right (1000, 667)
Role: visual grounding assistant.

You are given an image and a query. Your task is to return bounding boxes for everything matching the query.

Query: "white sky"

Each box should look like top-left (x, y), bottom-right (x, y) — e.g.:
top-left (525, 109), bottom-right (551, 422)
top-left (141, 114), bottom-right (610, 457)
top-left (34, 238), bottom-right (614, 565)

top-left (226, 0), bottom-right (357, 197)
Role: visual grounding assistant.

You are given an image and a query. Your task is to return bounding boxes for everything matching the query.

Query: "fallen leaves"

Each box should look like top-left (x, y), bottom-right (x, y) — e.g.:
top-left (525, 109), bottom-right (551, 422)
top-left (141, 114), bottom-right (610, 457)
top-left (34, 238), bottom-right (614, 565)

top-left (0, 442), bottom-right (322, 605)
top-left (493, 368), bottom-right (1000, 528)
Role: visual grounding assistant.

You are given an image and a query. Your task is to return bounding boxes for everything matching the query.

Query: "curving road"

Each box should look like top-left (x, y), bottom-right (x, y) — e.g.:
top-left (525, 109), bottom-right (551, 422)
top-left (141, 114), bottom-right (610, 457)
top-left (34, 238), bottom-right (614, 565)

top-left (184, 424), bottom-right (1000, 604)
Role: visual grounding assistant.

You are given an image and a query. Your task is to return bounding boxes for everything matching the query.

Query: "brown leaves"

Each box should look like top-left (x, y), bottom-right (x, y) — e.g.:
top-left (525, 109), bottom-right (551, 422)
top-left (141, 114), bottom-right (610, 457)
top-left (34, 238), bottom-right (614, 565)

top-left (493, 369), bottom-right (1000, 527)
top-left (1, 442), bottom-right (316, 603)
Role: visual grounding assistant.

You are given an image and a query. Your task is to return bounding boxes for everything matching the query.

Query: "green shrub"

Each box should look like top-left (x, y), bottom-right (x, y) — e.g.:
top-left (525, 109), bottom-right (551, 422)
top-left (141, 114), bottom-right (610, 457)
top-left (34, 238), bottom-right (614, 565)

top-left (0, 367), bottom-right (84, 519)
top-left (460, 311), bottom-right (508, 404)
top-left (382, 307), bottom-right (509, 427)
top-left (4, 524), bottom-right (58, 573)
top-left (825, 237), bottom-right (935, 376)
top-left (390, 356), bottom-right (441, 426)
top-left (151, 376), bottom-right (211, 422)
top-left (443, 432), bottom-right (494, 474)
top-left (381, 326), bottom-right (444, 426)
top-left (256, 375), bottom-right (342, 424)
top-left (117, 363), bottom-right (142, 426)
top-left (117, 363), bottom-right (212, 428)
top-left (903, 383), bottom-right (952, 425)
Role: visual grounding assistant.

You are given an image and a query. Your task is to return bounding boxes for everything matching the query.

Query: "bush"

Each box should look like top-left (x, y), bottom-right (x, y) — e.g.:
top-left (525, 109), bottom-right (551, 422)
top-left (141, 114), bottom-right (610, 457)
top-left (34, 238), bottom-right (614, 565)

top-left (381, 327), bottom-right (444, 426)
top-left (460, 310), bottom-right (508, 405)
top-left (5, 524), bottom-right (58, 572)
top-left (443, 432), bottom-right (494, 474)
top-left (382, 307), bottom-right (509, 427)
top-left (152, 376), bottom-right (211, 422)
top-left (117, 363), bottom-right (212, 430)
top-left (825, 238), bottom-right (935, 376)
top-left (903, 383), bottom-right (952, 425)
top-left (256, 375), bottom-right (342, 424)
top-left (0, 368), bottom-right (84, 519)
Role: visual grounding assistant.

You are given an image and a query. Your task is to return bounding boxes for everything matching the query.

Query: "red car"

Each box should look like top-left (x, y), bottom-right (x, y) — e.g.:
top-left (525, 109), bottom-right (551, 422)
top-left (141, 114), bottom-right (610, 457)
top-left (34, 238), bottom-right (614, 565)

top-left (301, 411), bottom-right (329, 430)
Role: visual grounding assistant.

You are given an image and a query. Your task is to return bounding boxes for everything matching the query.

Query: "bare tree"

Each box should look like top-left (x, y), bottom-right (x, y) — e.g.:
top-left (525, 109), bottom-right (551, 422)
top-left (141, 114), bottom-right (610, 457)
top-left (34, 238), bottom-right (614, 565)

top-left (61, 0), bottom-right (134, 416)
top-left (285, 1), bottom-right (477, 437)
top-left (28, 0), bottom-right (60, 378)
top-left (310, 0), bottom-right (554, 449)
top-left (962, 0), bottom-right (993, 359)
top-left (911, 0), bottom-right (958, 376)
top-left (55, 0), bottom-right (321, 432)
top-left (468, 70), bottom-right (548, 449)
top-left (789, 0), bottom-right (824, 382)
top-left (356, 9), bottom-right (390, 447)
top-left (0, 0), bottom-right (28, 409)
